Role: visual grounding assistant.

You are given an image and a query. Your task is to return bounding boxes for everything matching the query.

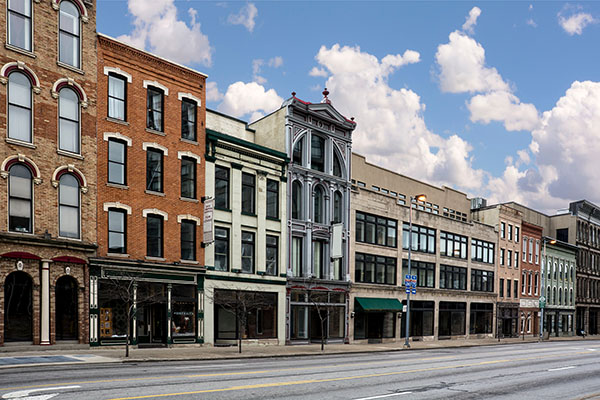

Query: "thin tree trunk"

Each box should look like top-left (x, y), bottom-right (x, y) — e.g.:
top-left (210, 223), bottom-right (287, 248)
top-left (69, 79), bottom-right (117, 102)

top-left (321, 319), bottom-right (325, 351)
top-left (125, 303), bottom-right (130, 358)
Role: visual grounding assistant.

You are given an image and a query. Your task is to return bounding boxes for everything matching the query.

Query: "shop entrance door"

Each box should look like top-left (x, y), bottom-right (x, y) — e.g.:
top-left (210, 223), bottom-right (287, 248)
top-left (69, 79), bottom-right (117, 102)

top-left (4, 272), bottom-right (33, 342)
top-left (137, 303), bottom-right (166, 344)
top-left (367, 313), bottom-right (383, 340)
top-left (55, 276), bottom-right (78, 341)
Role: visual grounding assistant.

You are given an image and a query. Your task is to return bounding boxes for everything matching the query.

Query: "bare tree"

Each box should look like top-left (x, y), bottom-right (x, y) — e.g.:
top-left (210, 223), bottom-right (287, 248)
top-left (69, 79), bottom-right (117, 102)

top-left (207, 288), bottom-right (275, 354)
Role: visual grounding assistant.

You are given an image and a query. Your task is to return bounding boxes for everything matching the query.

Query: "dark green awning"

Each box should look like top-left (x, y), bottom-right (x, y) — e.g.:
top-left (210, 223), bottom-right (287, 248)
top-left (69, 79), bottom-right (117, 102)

top-left (355, 297), bottom-right (403, 312)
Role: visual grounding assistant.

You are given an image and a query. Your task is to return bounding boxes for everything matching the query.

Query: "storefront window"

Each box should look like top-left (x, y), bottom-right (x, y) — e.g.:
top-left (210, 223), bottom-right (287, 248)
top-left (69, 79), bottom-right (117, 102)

top-left (401, 301), bottom-right (434, 337)
top-left (439, 302), bottom-right (466, 336)
top-left (214, 290), bottom-right (277, 340)
top-left (98, 280), bottom-right (128, 340)
top-left (171, 284), bottom-right (196, 337)
top-left (469, 303), bottom-right (493, 334)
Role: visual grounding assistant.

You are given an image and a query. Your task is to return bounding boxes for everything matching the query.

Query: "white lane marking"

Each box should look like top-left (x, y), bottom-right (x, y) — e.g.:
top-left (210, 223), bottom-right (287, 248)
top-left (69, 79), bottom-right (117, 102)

top-left (2, 386), bottom-right (80, 399)
top-left (587, 349), bottom-right (598, 351)
top-left (548, 366), bottom-right (575, 372)
top-left (173, 363), bottom-right (246, 369)
top-left (353, 392), bottom-right (412, 400)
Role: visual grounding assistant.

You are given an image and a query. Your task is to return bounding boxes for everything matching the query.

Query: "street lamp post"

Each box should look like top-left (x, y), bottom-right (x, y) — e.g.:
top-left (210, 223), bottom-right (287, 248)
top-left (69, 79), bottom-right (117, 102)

top-left (405, 194), bottom-right (426, 348)
top-left (540, 237), bottom-right (556, 342)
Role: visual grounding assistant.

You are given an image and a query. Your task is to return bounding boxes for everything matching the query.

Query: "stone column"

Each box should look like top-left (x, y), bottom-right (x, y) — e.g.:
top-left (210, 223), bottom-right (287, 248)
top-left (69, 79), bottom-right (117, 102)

top-left (40, 260), bottom-right (52, 345)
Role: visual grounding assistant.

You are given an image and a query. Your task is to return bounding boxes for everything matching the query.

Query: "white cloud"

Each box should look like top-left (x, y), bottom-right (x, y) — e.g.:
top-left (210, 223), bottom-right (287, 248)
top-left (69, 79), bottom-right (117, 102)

top-left (309, 67), bottom-right (329, 78)
top-left (118, 0), bottom-right (212, 66)
top-left (217, 81), bottom-right (283, 122)
top-left (462, 6), bottom-right (481, 34)
top-left (251, 57), bottom-right (283, 84)
top-left (206, 82), bottom-right (224, 102)
top-left (558, 8), bottom-right (597, 35)
top-left (228, 3), bottom-right (258, 32)
top-left (313, 44), bottom-right (484, 190)
top-left (467, 91), bottom-right (540, 131)
top-left (526, 18), bottom-right (537, 28)
top-left (268, 56), bottom-right (283, 68)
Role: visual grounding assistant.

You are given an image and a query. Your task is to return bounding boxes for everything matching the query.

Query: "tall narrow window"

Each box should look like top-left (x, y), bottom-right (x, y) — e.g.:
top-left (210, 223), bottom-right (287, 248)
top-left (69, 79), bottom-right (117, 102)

top-left (215, 166), bottom-right (230, 209)
top-left (8, 164), bottom-right (32, 233)
top-left (146, 87), bottom-right (163, 131)
top-left (180, 220), bottom-right (196, 261)
top-left (8, 72), bottom-right (32, 143)
top-left (146, 215), bottom-right (163, 257)
top-left (313, 186), bottom-right (325, 224)
top-left (146, 149), bottom-right (163, 192)
top-left (107, 139), bottom-right (126, 185)
top-left (292, 181), bottom-right (302, 219)
top-left (333, 152), bottom-right (343, 178)
top-left (333, 191), bottom-right (343, 223)
top-left (108, 208), bottom-right (126, 254)
top-left (214, 227), bottom-right (229, 271)
top-left (108, 74), bottom-right (126, 120)
top-left (293, 138), bottom-right (303, 165)
top-left (181, 99), bottom-right (196, 141)
top-left (58, 174), bottom-right (80, 239)
top-left (59, 88), bottom-right (80, 154)
top-left (311, 135), bottom-right (325, 172)
top-left (241, 173), bottom-right (255, 214)
top-left (292, 237), bottom-right (303, 277)
top-left (241, 231), bottom-right (255, 273)
top-left (313, 240), bottom-right (325, 279)
top-left (266, 179), bottom-right (279, 219)
top-left (266, 235), bottom-right (278, 276)
top-left (8, 0), bottom-right (32, 51)
top-left (59, 1), bottom-right (80, 68)
top-left (181, 157), bottom-right (196, 199)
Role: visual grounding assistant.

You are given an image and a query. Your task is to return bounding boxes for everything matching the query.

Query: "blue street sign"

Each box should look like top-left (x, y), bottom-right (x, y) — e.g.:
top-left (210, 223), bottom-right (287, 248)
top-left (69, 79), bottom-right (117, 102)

top-left (405, 274), bottom-right (411, 280)
top-left (411, 275), bottom-right (417, 281)
top-left (405, 288), bottom-right (411, 294)
top-left (411, 289), bottom-right (417, 294)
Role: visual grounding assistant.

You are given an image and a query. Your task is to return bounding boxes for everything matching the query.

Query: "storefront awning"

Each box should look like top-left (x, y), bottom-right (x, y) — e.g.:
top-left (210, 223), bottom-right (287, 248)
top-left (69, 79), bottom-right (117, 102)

top-left (355, 297), bottom-right (403, 312)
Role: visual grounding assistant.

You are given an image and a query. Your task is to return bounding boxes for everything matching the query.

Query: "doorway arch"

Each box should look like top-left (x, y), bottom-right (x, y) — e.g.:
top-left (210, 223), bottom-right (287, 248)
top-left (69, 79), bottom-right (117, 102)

top-left (4, 271), bottom-right (33, 342)
top-left (55, 275), bottom-right (79, 340)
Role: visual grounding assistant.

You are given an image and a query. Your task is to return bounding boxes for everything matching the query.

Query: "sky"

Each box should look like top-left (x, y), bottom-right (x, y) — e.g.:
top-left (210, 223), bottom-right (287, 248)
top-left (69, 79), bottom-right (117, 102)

top-left (97, 0), bottom-right (600, 214)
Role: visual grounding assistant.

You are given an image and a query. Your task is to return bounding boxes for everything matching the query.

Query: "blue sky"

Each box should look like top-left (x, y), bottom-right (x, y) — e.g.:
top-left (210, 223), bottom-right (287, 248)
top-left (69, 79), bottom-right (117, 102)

top-left (97, 1), bottom-right (600, 212)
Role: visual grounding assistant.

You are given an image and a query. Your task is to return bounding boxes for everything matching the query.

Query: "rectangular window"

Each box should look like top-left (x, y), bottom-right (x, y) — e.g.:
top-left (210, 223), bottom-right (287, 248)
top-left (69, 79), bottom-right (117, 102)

top-left (501, 222), bottom-right (506, 239)
top-left (438, 302), bottom-right (466, 336)
top-left (471, 239), bottom-right (495, 264)
top-left (527, 272), bottom-right (532, 294)
top-left (534, 273), bottom-right (539, 295)
top-left (499, 278), bottom-right (504, 297)
top-left (181, 99), bottom-right (197, 141)
top-left (214, 227), bottom-right (229, 271)
top-left (108, 74), bottom-right (126, 120)
top-left (508, 224), bottom-right (513, 241)
top-left (514, 279), bottom-right (519, 298)
top-left (59, 2), bottom-right (80, 68)
top-left (529, 238), bottom-right (534, 263)
top-left (470, 303), bottom-right (493, 334)
top-left (471, 269), bottom-right (494, 292)
top-left (439, 265), bottom-right (467, 290)
top-left (266, 179), bottom-right (279, 219)
top-left (507, 279), bottom-right (511, 298)
top-left (292, 237), bottom-right (303, 277)
top-left (522, 272), bottom-right (526, 294)
top-left (108, 208), bottom-right (126, 254)
top-left (535, 240), bottom-right (540, 264)
top-left (215, 166), bottom-right (230, 209)
top-left (356, 211), bottom-right (397, 248)
top-left (266, 235), bottom-right (278, 276)
top-left (514, 251), bottom-right (519, 268)
top-left (146, 215), bottom-right (163, 258)
top-left (313, 240), bottom-right (326, 279)
top-left (181, 157), bottom-right (196, 199)
top-left (515, 226), bottom-right (520, 243)
top-left (241, 173), bottom-right (255, 214)
top-left (108, 139), bottom-right (126, 185)
top-left (241, 231), bottom-right (255, 273)
top-left (440, 231), bottom-right (467, 258)
top-left (146, 87), bottom-right (163, 131)
top-left (402, 260), bottom-right (435, 288)
top-left (522, 237), bottom-right (527, 262)
top-left (500, 249), bottom-right (505, 265)
top-left (146, 149), bottom-right (163, 192)
top-left (402, 223), bottom-right (435, 254)
top-left (180, 220), bottom-right (196, 261)
top-left (8, 0), bottom-right (32, 51)
top-left (355, 253), bottom-right (396, 285)
top-left (507, 250), bottom-right (512, 267)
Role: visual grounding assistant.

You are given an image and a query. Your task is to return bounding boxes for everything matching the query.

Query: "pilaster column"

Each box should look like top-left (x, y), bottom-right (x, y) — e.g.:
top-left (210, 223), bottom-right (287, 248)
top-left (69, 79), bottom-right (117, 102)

top-left (41, 260), bottom-right (52, 345)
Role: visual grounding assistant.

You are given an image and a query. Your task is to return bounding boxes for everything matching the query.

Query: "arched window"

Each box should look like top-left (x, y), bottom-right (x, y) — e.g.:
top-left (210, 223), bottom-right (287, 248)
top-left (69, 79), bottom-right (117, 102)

top-left (310, 135), bottom-right (325, 172)
top-left (291, 180), bottom-right (302, 220)
top-left (8, 0), bottom-right (32, 51)
top-left (59, 1), bottom-right (80, 68)
top-left (8, 72), bottom-right (32, 143)
top-left (553, 287), bottom-right (557, 304)
top-left (333, 151), bottom-right (343, 178)
top-left (8, 164), bottom-right (33, 233)
top-left (59, 173), bottom-right (80, 238)
top-left (559, 288), bottom-right (562, 305)
top-left (570, 288), bottom-right (574, 304)
top-left (59, 87), bottom-right (80, 154)
top-left (293, 137), bottom-right (303, 165)
top-left (333, 190), bottom-right (343, 223)
top-left (313, 185), bottom-right (325, 224)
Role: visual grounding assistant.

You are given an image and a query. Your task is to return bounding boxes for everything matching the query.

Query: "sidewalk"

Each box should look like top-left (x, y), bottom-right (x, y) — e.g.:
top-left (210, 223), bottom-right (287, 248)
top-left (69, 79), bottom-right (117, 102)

top-left (0, 335), bottom-right (595, 369)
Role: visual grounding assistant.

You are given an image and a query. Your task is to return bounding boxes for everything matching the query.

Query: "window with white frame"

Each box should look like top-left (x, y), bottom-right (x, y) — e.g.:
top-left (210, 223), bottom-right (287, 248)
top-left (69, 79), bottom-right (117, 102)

top-left (522, 236), bottom-right (527, 262)
top-left (58, 174), bottom-right (80, 239)
top-left (181, 99), bottom-right (196, 141)
top-left (108, 74), bottom-right (126, 120)
top-left (529, 238), bottom-right (533, 263)
top-left (8, 0), bottom-right (32, 51)
top-left (59, 1), bottom-right (81, 68)
top-left (180, 220), bottom-right (196, 261)
top-left (108, 139), bottom-right (126, 185)
top-left (8, 163), bottom-right (33, 233)
top-left (8, 72), bottom-right (32, 143)
top-left (58, 87), bottom-right (80, 154)
top-left (146, 148), bottom-right (163, 192)
top-left (535, 240), bottom-right (540, 264)
top-left (108, 208), bottom-right (126, 253)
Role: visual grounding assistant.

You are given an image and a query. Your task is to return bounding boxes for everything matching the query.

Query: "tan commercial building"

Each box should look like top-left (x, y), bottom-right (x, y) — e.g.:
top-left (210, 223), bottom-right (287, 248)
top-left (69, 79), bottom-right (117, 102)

top-left (350, 154), bottom-right (497, 343)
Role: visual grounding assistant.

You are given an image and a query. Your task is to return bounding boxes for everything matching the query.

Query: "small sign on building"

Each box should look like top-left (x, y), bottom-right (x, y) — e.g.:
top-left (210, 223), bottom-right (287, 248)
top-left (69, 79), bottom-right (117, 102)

top-left (203, 197), bottom-right (214, 244)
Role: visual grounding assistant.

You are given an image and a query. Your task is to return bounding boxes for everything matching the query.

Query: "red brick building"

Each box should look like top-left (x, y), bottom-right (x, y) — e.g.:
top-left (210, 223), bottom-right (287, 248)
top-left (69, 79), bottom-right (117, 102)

top-left (0, 0), bottom-right (97, 346)
top-left (90, 34), bottom-right (207, 346)
top-left (520, 221), bottom-right (542, 337)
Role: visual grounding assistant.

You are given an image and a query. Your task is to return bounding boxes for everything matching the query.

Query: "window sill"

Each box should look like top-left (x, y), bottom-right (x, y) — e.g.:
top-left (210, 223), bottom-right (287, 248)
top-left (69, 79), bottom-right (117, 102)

top-left (180, 197), bottom-right (199, 203)
top-left (57, 60), bottom-right (84, 75)
top-left (106, 117), bottom-right (129, 126)
top-left (57, 235), bottom-right (82, 242)
top-left (107, 253), bottom-right (129, 258)
top-left (145, 256), bottom-right (166, 261)
top-left (107, 182), bottom-right (129, 190)
top-left (146, 128), bottom-right (165, 136)
top-left (180, 138), bottom-right (198, 145)
top-left (57, 149), bottom-right (84, 160)
top-left (215, 207), bottom-right (231, 213)
top-left (5, 43), bottom-right (36, 58)
top-left (6, 137), bottom-right (36, 149)
top-left (145, 190), bottom-right (165, 197)
top-left (266, 216), bottom-right (281, 222)
top-left (179, 259), bottom-right (199, 265)
top-left (241, 212), bottom-right (257, 217)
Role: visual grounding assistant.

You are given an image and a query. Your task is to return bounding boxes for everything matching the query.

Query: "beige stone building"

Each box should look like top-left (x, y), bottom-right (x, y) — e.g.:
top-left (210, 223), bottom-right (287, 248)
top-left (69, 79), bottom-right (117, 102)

top-left (350, 154), bottom-right (497, 343)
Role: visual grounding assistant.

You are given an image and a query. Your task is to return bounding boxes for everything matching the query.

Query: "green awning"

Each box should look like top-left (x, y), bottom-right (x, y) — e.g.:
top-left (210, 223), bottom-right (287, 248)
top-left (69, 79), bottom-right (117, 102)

top-left (355, 297), bottom-right (403, 312)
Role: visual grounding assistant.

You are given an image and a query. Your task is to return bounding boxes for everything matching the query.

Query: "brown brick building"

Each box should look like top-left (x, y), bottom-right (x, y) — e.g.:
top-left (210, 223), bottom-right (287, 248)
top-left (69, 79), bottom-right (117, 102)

top-left (90, 34), bottom-right (207, 346)
top-left (0, 0), bottom-right (97, 346)
top-left (520, 221), bottom-right (542, 337)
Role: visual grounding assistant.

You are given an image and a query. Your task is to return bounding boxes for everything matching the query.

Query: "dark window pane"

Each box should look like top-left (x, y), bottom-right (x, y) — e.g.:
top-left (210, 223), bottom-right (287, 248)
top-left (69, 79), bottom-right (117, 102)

top-left (181, 100), bottom-right (196, 140)
top-left (310, 135), bottom-right (325, 172)
top-left (181, 220), bottom-right (196, 260)
top-left (147, 87), bottom-right (163, 131)
top-left (241, 173), bottom-right (255, 214)
top-left (146, 149), bottom-right (163, 192)
top-left (59, 174), bottom-right (80, 238)
top-left (181, 157), bottom-right (196, 199)
top-left (108, 139), bottom-right (126, 185)
top-left (241, 231), bottom-right (255, 273)
top-left (8, 164), bottom-right (32, 233)
top-left (8, 72), bottom-right (32, 142)
top-left (215, 166), bottom-right (229, 209)
top-left (108, 209), bottom-right (126, 253)
top-left (214, 227), bottom-right (229, 271)
top-left (147, 215), bottom-right (163, 257)
top-left (293, 138), bottom-right (303, 165)
top-left (266, 179), bottom-right (279, 219)
top-left (266, 235), bottom-right (278, 276)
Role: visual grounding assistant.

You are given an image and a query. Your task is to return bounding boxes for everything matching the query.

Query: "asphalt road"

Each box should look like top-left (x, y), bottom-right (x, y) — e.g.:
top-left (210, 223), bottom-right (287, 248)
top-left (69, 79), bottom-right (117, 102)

top-left (1, 340), bottom-right (600, 400)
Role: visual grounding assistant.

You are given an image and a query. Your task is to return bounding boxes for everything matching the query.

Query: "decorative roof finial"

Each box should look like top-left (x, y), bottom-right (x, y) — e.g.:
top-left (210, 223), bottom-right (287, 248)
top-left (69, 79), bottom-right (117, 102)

top-left (291, 91), bottom-right (296, 97)
top-left (322, 88), bottom-right (331, 104)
